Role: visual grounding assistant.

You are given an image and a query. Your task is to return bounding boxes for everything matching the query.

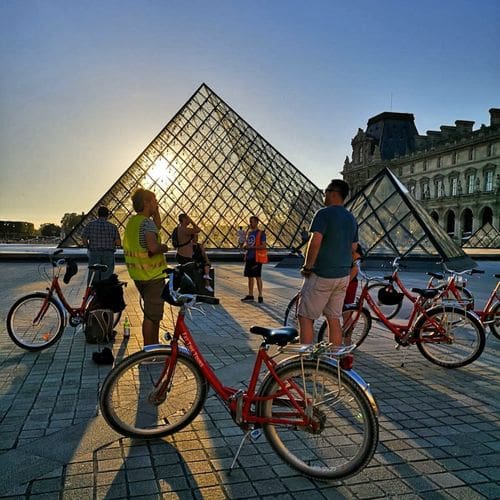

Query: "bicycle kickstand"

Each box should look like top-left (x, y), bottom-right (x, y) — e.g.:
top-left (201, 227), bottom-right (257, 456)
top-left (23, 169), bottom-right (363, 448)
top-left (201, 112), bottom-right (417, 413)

top-left (229, 429), bottom-right (262, 474)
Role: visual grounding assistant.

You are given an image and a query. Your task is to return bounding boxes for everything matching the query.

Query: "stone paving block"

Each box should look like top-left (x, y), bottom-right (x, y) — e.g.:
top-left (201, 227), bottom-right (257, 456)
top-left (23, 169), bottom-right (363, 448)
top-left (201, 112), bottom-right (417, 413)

top-left (348, 481), bottom-right (386, 499)
top-left (95, 483), bottom-right (128, 499)
top-left (222, 481), bottom-right (257, 498)
top-left (29, 477), bottom-right (62, 494)
top-left (128, 479), bottom-right (160, 496)
top-left (428, 472), bottom-right (465, 488)
top-left (126, 466), bottom-right (155, 482)
top-left (253, 478), bottom-right (288, 496)
top-left (193, 485), bottom-right (227, 499)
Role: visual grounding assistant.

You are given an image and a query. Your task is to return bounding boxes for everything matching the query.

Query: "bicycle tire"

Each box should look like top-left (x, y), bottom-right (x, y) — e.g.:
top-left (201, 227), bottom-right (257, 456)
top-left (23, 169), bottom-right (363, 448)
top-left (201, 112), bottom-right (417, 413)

top-left (99, 348), bottom-right (208, 439)
top-left (486, 301), bottom-right (500, 340)
top-left (366, 283), bottom-right (402, 320)
top-left (257, 359), bottom-right (378, 481)
top-left (436, 284), bottom-right (474, 310)
top-left (284, 293), bottom-right (326, 341)
top-left (414, 305), bottom-right (485, 368)
top-left (7, 293), bottom-right (65, 351)
top-left (317, 304), bottom-right (372, 346)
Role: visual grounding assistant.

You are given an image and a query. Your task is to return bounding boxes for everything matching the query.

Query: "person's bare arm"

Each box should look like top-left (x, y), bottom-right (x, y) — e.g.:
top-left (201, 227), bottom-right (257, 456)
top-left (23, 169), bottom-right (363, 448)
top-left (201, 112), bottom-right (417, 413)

top-left (145, 231), bottom-right (168, 255)
top-left (302, 232), bottom-right (323, 275)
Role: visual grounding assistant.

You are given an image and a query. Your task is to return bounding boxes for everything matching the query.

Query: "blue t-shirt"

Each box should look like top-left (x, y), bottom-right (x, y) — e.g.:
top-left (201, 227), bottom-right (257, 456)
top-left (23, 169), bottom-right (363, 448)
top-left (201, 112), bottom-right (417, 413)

top-left (246, 230), bottom-right (266, 260)
top-left (310, 205), bottom-right (358, 278)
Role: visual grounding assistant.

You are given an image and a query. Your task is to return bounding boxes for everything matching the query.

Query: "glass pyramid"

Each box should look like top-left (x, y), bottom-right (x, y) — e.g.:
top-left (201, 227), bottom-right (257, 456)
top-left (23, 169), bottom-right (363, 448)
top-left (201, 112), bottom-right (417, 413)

top-left (463, 223), bottom-right (500, 248)
top-left (346, 168), bottom-right (475, 267)
top-left (60, 83), bottom-right (323, 249)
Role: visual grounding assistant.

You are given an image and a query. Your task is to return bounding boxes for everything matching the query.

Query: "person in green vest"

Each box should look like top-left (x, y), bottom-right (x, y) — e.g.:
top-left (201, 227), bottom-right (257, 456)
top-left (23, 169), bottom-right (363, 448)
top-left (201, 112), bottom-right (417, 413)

top-left (123, 188), bottom-right (168, 345)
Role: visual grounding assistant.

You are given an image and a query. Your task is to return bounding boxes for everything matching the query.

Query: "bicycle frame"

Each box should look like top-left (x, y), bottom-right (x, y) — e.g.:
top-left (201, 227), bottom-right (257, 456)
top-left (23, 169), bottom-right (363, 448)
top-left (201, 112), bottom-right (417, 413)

top-left (474, 279), bottom-right (500, 322)
top-left (358, 278), bottom-right (449, 343)
top-left (46, 275), bottom-right (93, 320)
top-left (148, 305), bottom-right (318, 429)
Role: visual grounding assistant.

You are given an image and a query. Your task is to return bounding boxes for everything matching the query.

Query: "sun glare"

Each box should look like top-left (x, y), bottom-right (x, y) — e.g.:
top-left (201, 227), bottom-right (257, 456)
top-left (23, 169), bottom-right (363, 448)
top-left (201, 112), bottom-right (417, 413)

top-left (147, 156), bottom-right (173, 188)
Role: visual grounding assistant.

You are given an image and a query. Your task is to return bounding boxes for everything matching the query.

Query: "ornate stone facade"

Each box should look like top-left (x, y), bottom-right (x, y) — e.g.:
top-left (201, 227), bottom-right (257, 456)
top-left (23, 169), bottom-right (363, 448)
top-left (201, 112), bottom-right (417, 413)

top-left (342, 109), bottom-right (500, 244)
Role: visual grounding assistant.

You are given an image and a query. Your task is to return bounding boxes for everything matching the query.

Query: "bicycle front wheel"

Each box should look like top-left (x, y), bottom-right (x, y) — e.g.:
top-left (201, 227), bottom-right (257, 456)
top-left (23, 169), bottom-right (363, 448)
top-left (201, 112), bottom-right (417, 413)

top-left (100, 349), bottom-right (208, 439)
top-left (415, 305), bottom-right (485, 368)
top-left (284, 293), bottom-right (325, 341)
top-left (486, 301), bottom-right (500, 340)
top-left (7, 293), bottom-right (65, 351)
top-left (257, 360), bottom-right (378, 481)
top-left (366, 283), bottom-right (403, 320)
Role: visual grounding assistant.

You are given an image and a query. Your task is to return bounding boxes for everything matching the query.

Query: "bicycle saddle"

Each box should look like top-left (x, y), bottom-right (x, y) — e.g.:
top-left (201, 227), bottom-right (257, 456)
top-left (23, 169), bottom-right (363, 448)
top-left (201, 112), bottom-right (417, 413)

top-left (427, 272), bottom-right (443, 280)
top-left (249, 326), bottom-right (298, 346)
top-left (411, 288), bottom-right (440, 299)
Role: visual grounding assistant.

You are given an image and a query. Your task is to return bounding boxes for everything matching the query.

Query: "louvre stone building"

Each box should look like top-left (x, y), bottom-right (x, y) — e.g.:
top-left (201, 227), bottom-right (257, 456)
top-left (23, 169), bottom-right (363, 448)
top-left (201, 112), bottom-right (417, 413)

top-left (342, 109), bottom-right (500, 245)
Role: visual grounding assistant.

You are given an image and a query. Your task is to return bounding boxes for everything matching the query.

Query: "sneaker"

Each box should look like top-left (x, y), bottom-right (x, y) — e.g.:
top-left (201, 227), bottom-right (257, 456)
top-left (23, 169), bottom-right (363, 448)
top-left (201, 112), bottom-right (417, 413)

top-left (205, 285), bottom-right (214, 293)
top-left (258, 296), bottom-right (263, 303)
top-left (203, 274), bottom-right (212, 280)
top-left (92, 347), bottom-right (114, 365)
top-left (241, 295), bottom-right (254, 302)
top-left (340, 354), bottom-right (354, 370)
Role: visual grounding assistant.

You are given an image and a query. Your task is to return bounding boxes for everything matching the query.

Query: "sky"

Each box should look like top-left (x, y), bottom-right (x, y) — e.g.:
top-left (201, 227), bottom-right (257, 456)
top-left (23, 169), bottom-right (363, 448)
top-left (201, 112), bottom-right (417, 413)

top-left (1, 0), bottom-right (499, 227)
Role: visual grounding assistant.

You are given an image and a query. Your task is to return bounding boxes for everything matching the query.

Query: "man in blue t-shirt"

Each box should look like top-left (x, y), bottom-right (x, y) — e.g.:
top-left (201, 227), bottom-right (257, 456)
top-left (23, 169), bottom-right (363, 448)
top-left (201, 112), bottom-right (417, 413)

top-left (298, 179), bottom-right (358, 348)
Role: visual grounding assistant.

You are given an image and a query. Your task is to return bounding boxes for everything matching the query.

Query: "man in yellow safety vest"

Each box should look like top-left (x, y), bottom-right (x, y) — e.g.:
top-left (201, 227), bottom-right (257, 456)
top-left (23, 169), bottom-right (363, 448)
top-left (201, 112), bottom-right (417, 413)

top-left (123, 189), bottom-right (168, 345)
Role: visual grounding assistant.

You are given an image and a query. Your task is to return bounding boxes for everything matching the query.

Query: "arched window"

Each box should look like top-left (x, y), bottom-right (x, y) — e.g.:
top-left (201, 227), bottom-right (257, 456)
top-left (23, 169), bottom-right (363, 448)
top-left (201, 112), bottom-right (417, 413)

top-left (430, 211), bottom-right (439, 222)
top-left (462, 208), bottom-right (473, 236)
top-left (446, 211), bottom-right (455, 236)
top-left (481, 207), bottom-right (493, 226)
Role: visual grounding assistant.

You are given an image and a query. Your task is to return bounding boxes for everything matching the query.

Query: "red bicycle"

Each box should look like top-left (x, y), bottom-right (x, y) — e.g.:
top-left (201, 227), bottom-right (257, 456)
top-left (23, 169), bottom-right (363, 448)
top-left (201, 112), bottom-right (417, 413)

top-left (342, 268), bottom-right (485, 368)
top-left (6, 249), bottom-right (122, 351)
top-left (100, 266), bottom-right (379, 481)
top-left (365, 258), bottom-right (477, 321)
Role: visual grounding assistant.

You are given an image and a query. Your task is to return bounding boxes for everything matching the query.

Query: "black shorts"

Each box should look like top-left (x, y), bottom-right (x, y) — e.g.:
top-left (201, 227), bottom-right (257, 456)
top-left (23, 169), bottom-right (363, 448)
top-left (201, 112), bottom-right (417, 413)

top-left (244, 259), bottom-right (262, 278)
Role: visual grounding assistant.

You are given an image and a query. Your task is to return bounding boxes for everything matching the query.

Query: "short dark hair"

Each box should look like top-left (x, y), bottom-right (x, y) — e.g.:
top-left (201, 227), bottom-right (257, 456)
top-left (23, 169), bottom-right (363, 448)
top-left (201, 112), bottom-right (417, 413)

top-left (327, 179), bottom-right (350, 200)
top-left (97, 206), bottom-right (109, 218)
top-left (131, 188), bottom-right (154, 212)
top-left (179, 213), bottom-right (187, 223)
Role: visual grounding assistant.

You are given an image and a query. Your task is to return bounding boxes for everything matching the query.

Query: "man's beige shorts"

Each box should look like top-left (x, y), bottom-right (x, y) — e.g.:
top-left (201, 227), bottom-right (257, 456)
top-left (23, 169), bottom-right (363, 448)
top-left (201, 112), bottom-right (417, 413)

top-left (134, 278), bottom-right (165, 322)
top-left (298, 273), bottom-right (350, 320)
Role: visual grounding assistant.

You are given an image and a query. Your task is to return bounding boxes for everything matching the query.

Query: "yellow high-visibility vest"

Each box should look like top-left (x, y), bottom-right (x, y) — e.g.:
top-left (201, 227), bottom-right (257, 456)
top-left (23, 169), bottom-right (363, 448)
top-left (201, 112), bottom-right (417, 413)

top-left (123, 215), bottom-right (166, 281)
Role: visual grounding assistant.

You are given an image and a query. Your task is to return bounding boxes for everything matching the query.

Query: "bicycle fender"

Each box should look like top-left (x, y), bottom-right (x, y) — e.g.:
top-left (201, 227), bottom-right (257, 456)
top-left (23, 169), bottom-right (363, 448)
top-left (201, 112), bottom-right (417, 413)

top-left (143, 344), bottom-right (193, 359)
top-left (274, 355), bottom-right (379, 416)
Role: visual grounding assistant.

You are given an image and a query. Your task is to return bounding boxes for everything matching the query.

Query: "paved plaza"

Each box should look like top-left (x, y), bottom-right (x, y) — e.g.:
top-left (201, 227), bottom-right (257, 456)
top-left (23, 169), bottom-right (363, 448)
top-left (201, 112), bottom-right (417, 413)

top-left (0, 260), bottom-right (499, 499)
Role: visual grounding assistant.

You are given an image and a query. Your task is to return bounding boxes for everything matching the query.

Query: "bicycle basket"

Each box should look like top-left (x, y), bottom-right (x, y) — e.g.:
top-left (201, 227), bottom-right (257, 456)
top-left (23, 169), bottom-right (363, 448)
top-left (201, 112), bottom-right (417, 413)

top-left (377, 285), bottom-right (404, 305)
top-left (63, 259), bottom-right (78, 284)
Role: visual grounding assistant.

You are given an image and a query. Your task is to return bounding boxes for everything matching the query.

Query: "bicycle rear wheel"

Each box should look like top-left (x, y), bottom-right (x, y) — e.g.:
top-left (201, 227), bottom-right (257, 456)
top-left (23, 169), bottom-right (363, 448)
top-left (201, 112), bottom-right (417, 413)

top-left (317, 305), bottom-right (372, 345)
top-left (415, 305), bottom-right (485, 368)
top-left (100, 349), bottom-right (208, 438)
top-left (257, 359), bottom-right (378, 481)
top-left (284, 293), bottom-right (325, 341)
top-left (7, 293), bottom-right (65, 351)
top-left (436, 284), bottom-right (474, 310)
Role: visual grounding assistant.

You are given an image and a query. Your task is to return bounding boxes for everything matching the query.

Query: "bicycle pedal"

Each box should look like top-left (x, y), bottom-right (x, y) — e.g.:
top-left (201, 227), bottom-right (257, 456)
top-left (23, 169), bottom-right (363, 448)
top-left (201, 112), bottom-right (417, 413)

top-left (250, 429), bottom-right (262, 441)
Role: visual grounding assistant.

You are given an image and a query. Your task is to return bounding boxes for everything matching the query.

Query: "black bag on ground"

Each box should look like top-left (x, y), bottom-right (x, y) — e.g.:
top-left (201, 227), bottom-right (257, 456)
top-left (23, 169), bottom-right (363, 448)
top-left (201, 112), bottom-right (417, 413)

top-left (85, 309), bottom-right (114, 344)
top-left (93, 274), bottom-right (126, 312)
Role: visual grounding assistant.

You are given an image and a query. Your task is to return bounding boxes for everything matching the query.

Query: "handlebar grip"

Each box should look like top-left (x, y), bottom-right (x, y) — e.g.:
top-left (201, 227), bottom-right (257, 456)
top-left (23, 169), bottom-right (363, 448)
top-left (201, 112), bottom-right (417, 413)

top-left (471, 269), bottom-right (485, 274)
top-left (196, 295), bottom-right (220, 305)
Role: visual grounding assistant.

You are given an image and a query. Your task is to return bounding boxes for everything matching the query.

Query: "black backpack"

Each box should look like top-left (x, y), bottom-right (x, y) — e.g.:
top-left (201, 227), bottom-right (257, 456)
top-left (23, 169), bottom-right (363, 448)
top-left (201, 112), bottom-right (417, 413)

top-left (92, 274), bottom-right (126, 312)
top-left (171, 227), bottom-right (180, 248)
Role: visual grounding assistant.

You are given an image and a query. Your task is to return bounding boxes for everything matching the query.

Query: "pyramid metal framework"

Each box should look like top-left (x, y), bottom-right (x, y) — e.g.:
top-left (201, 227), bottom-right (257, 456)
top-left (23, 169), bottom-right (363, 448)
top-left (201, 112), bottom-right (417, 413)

top-left (346, 168), bottom-right (474, 266)
top-left (463, 222), bottom-right (500, 248)
top-left (60, 84), bottom-right (323, 249)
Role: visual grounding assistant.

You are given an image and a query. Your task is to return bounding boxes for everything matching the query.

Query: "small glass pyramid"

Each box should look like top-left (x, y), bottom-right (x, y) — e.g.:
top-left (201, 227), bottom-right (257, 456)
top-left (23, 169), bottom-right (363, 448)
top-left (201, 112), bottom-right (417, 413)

top-left (346, 168), bottom-right (475, 266)
top-left (463, 222), bottom-right (500, 249)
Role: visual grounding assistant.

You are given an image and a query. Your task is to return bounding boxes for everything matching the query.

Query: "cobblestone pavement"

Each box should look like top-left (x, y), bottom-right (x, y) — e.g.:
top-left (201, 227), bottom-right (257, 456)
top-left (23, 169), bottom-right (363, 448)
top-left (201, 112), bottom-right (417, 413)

top-left (0, 260), bottom-right (499, 499)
